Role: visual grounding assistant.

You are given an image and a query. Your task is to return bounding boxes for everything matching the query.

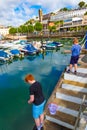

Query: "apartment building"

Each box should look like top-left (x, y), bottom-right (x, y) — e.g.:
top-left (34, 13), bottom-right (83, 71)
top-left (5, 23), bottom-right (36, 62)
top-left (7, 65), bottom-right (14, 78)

top-left (50, 8), bottom-right (87, 21)
top-left (0, 26), bottom-right (9, 36)
top-left (49, 8), bottom-right (87, 32)
top-left (83, 15), bottom-right (87, 24)
top-left (38, 8), bottom-right (87, 33)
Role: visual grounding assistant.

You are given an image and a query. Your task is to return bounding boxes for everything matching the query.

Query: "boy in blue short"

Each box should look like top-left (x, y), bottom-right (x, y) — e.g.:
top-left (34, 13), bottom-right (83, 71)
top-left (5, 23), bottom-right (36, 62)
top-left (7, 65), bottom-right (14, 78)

top-left (25, 74), bottom-right (45, 130)
top-left (67, 37), bottom-right (81, 74)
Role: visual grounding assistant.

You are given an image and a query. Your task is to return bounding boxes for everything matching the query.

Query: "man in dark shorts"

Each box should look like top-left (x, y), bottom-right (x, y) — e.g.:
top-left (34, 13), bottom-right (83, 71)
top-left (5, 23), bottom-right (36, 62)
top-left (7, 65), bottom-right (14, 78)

top-left (25, 74), bottom-right (45, 130)
top-left (67, 38), bottom-right (81, 74)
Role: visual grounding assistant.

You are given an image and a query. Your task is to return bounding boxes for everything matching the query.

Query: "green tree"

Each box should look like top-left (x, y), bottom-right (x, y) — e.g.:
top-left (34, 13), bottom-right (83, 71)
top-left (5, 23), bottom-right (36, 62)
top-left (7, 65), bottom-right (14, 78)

top-left (84, 25), bottom-right (87, 30)
top-left (51, 25), bottom-right (56, 32)
top-left (19, 25), bottom-right (28, 34)
top-left (34, 22), bottom-right (43, 32)
top-left (54, 20), bottom-right (63, 31)
top-left (54, 21), bottom-right (60, 26)
top-left (24, 21), bottom-right (30, 25)
top-left (84, 11), bottom-right (87, 15)
top-left (69, 27), bottom-right (75, 31)
top-left (73, 27), bottom-right (77, 31)
top-left (50, 12), bottom-right (55, 15)
top-left (9, 27), bottom-right (17, 35)
top-left (27, 25), bottom-right (34, 33)
top-left (78, 1), bottom-right (85, 8)
top-left (24, 19), bottom-right (34, 25)
top-left (48, 26), bottom-right (53, 34)
top-left (85, 4), bottom-right (87, 7)
top-left (48, 25), bottom-right (56, 33)
top-left (69, 27), bottom-right (73, 31)
top-left (60, 7), bottom-right (70, 11)
top-left (17, 27), bottom-right (21, 33)
top-left (60, 20), bottom-right (64, 27)
top-left (78, 26), bottom-right (82, 31)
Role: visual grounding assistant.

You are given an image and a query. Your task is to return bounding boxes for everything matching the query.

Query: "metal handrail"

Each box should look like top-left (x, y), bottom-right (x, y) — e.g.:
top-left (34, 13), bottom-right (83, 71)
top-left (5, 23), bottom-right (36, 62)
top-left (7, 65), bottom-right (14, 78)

top-left (79, 35), bottom-right (86, 45)
top-left (74, 95), bottom-right (86, 130)
top-left (81, 40), bottom-right (87, 49)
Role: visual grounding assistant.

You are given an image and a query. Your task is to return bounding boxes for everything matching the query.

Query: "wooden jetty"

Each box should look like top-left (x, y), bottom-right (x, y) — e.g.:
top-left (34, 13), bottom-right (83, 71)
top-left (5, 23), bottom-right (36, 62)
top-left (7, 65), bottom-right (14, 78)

top-left (44, 54), bottom-right (87, 130)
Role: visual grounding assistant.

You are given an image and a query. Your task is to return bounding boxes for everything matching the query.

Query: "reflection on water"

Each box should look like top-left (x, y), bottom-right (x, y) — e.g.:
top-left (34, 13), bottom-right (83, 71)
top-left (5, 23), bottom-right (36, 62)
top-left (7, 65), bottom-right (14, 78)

top-left (26, 55), bottom-right (37, 61)
top-left (0, 47), bottom-right (71, 130)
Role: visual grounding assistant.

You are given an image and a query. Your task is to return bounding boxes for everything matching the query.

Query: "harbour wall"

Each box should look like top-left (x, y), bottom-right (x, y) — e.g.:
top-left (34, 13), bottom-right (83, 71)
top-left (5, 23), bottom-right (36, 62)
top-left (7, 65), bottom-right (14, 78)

top-left (5, 31), bottom-right (86, 40)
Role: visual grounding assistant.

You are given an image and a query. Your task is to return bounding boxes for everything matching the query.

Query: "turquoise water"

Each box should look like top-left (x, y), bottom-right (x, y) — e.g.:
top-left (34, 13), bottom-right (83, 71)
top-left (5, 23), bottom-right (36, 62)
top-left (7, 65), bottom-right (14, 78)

top-left (0, 48), bottom-right (71, 130)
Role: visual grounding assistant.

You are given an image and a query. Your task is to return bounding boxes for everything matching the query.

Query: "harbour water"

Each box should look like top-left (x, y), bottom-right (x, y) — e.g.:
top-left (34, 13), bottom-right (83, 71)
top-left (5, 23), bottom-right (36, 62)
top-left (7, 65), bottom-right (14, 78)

top-left (0, 46), bottom-right (71, 130)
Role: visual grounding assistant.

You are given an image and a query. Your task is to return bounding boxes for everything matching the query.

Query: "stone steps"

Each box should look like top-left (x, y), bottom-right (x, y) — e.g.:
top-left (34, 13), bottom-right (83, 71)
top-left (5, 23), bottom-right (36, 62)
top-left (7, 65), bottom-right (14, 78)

top-left (62, 83), bottom-right (87, 93)
top-left (45, 90), bottom-right (82, 129)
top-left (44, 120), bottom-right (69, 130)
top-left (63, 80), bottom-right (87, 88)
top-left (51, 98), bottom-right (80, 111)
top-left (56, 92), bottom-right (87, 104)
top-left (64, 67), bottom-right (87, 84)
top-left (46, 109), bottom-right (76, 125)
top-left (64, 72), bottom-right (87, 84)
top-left (46, 115), bottom-right (75, 130)
top-left (45, 67), bottom-right (87, 130)
top-left (67, 67), bottom-right (87, 74)
top-left (56, 87), bottom-right (87, 99)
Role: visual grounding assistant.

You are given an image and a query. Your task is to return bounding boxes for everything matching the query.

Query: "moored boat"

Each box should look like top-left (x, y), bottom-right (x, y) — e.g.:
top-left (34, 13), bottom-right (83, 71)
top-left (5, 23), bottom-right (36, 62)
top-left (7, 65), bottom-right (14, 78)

top-left (0, 50), bottom-right (12, 63)
top-left (42, 41), bottom-right (63, 50)
top-left (52, 41), bottom-right (63, 47)
top-left (21, 43), bottom-right (39, 55)
top-left (10, 49), bottom-right (24, 58)
top-left (42, 42), bottom-right (56, 50)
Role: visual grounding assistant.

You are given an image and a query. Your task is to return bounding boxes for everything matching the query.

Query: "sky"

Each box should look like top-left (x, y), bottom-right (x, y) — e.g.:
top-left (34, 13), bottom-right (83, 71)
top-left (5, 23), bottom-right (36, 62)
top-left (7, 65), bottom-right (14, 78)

top-left (0, 0), bottom-right (87, 27)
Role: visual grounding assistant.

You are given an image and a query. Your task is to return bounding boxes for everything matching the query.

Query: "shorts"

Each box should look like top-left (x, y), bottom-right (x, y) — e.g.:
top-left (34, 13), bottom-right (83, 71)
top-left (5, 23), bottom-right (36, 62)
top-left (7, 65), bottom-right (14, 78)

top-left (32, 100), bottom-right (46, 119)
top-left (70, 55), bottom-right (79, 65)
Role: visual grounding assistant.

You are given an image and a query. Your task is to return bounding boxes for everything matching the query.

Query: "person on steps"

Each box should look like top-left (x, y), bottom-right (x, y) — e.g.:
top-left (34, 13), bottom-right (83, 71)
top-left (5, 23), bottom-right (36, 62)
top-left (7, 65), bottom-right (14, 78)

top-left (67, 37), bottom-right (81, 74)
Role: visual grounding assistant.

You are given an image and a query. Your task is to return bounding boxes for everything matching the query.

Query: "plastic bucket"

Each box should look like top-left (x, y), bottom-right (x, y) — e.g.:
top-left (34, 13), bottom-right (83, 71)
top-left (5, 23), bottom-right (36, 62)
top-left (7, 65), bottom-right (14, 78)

top-left (48, 103), bottom-right (58, 115)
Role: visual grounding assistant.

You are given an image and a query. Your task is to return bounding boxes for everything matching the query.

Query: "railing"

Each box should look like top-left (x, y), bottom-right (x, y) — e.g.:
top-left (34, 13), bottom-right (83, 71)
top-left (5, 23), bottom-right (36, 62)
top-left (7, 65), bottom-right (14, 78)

top-left (5, 31), bottom-right (87, 40)
top-left (79, 33), bottom-right (87, 49)
top-left (74, 95), bottom-right (86, 130)
top-left (27, 31), bottom-right (86, 38)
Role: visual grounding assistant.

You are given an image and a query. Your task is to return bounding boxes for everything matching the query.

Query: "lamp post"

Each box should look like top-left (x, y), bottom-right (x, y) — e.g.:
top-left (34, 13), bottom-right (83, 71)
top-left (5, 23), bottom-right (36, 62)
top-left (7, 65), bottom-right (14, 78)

top-left (17, 27), bottom-right (19, 40)
top-left (27, 25), bottom-right (29, 36)
top-left (40, 32), bottom-right (43, 46)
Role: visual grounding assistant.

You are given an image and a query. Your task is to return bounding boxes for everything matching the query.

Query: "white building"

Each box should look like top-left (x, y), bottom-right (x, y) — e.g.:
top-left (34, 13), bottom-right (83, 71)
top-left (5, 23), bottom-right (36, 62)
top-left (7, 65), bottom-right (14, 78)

top-left (0, 27), bottom-right (9, 36)
top-left (50, 8), bottom-right (87, 21)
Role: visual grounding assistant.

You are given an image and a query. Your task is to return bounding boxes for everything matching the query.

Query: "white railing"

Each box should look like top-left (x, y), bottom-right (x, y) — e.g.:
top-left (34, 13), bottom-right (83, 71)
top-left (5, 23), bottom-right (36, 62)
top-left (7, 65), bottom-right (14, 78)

top-left (79, 35), bottom-right (86, 45)
top-left (81, 40), bottom-right (87, 49)
top-left (79, 34), bottom-right (87, 49)
top-left (74, 95), bottom-right (86, 130)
